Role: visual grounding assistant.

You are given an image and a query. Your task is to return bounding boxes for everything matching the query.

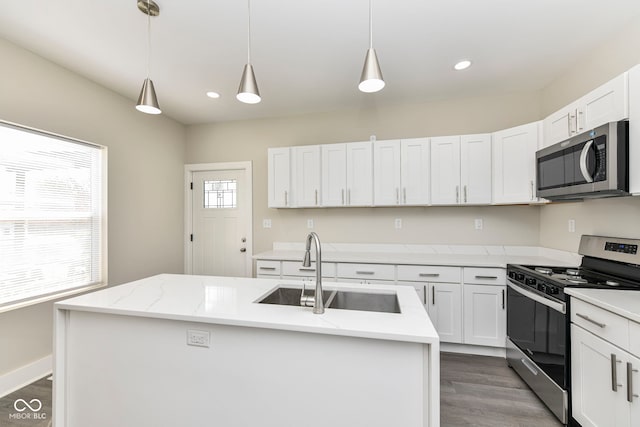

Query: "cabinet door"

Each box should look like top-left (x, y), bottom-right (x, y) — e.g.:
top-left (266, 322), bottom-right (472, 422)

top-left (430, 136), bottom-right (461, 205)
top-left (292, 145), bottom-right (321, 207)
top-left (543, 103), bottom-right (577, 148)
top-left (400, 138), bottom-right (430, 205)
top-left (267, 147), bottom-right (291, 208)
top-left (396, 282), bottom-right (427, 307)
top-left (345, 142), bottom-right (373, 206)
top-left (373, 140), bottom-right (401, 205)
top-left (460, 134), bottom-right (491, 204)
top-left (428, 282), bottom-right (462, 343)
top-left (579, 72), bottom-right (628, 133)
top-left (492, 121), bottom-right (541, 204)
top-left (463, 284), bottom-right (506, 347)
top-left (629, 353), bottom-right (640, 427)
top-left (321, 143), bottom-right (347, 207)
top-left (571, 325), bottom-right (630, 427)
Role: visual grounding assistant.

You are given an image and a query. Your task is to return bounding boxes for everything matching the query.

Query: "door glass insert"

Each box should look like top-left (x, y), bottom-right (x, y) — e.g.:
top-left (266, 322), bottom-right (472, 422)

top-left (203, 179), bottom-right (236, 208)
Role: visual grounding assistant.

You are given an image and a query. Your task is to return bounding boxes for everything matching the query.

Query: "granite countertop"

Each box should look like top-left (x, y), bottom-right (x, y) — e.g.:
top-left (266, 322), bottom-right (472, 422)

top-left (56, 273), bottom-right (438, 345)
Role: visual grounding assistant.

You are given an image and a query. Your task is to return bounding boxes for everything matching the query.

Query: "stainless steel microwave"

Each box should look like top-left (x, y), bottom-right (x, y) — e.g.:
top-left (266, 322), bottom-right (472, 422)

top-left (536, 121), bottom-right (629, 200)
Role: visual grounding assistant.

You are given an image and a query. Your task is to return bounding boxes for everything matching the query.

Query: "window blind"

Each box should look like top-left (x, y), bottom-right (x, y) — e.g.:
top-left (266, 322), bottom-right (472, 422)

top-left (0, 121), bottom-right (106, 311)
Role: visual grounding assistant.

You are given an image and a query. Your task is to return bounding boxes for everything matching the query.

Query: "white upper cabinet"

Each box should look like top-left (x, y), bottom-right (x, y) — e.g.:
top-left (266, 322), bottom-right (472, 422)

top-left (373, 140), bottom-right (402, 205)
top-left (460, 134), bottom-right (492, 204)
top-left (431, 134), bottom-right (490, 205)
top-left (543, 72), bottom-right (628, 148)
top-left (267, 147), bottom-right (291, 208)
top-left (492, 121), bottom-right (541, 204)
top-left (345, 142), bottom-right (373, 206)
top-left (321, 142), bottom-right (372, 207)
top-left (321, 143), bottom-right (347, 207)
top-left (292, 145), bottom-right (321, 207)
top-left (373, 138), bottom-right (430, 206)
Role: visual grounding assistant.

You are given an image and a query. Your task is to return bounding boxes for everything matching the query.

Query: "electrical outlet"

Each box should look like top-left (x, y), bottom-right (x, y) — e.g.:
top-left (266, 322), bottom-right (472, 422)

top-left (307, 219), bottom-right (314, 229)
top-left (187, 329), bottom-right (210, 348)
top-left (263, 219), bottom-right (272, 229)
top-left (568, 219), bottom-right (576, 233)
top-left (474, 219), bottom-right (483, 230)
top-left (394, 218), bottom-right (402, 229)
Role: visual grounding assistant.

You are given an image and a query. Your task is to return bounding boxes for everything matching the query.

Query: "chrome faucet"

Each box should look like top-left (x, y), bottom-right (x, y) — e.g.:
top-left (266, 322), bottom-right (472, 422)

top-left (300, 232), bottom-right (324, 314)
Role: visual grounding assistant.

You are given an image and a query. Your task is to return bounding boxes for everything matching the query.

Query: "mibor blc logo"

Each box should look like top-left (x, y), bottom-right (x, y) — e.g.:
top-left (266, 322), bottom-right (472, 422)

top-left (9, 398), bottom-right (47, 420)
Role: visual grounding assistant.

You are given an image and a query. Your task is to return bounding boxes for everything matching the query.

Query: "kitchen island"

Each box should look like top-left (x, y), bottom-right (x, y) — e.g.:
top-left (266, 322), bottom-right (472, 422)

top-left (53, 274), bottom-right (439, 427)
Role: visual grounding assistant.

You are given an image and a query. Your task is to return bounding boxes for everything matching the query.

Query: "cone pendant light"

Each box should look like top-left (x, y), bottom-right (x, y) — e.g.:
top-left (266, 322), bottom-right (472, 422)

top-left (136, 0), bottom-right (162, 114)
top-left (237, 0), bottom-right (261, 104)
top-left (359, 0), bottom-right (385, 93)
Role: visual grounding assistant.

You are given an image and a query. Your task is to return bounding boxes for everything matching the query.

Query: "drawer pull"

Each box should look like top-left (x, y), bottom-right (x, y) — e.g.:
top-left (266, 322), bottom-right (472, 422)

top-left (355, 271), bottom-right (375, 275)
top-left (299, 268), bottom-right (315, 272)
top-left (259, 266), bottom-right (277, 271)
top-left (576, 313), bottom-right (606, 328)
top-left (419, 273), bottom-right (440, 277)
top-left (628, 362), bottom-right (639, 402)
top-left (612, 354), bottom-right (622, 392)
top-left (475, 275), bottom-right (498, 280)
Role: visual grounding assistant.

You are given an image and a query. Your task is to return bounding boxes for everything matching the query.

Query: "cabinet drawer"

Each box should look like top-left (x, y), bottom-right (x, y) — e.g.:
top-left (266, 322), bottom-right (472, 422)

top-left (282, 261), bottom-right (336, 278)
top-left (571, 298), bottom-right (629, 350)
top-left (336, 263), bottom-right (395, 281)
top-left (463, 267), bottom-right (505, 284)
top-left (256, 260), bottom-right (281, 276)
top-left (397, 265), bottom-right (460, 283)
top-left (630, 321), bottom-right (640, 357)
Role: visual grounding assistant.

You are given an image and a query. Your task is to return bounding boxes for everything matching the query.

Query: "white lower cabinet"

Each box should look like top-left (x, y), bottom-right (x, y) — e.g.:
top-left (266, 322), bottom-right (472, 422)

top-left (429, 282), bottom-right (463, 343)
top-left (571, 299), bottom-right (640, 427)
top-left (462, 283), bottom-right (506, 347)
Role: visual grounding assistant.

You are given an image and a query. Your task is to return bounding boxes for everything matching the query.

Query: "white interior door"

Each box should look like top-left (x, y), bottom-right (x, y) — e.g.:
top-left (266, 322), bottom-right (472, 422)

top-left (189, 166), bottom-right (251, 277)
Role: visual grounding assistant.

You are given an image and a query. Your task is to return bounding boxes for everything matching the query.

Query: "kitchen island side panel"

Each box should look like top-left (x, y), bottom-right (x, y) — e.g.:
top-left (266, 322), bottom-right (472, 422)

top-left (55, 309), bottom-right (434, 427)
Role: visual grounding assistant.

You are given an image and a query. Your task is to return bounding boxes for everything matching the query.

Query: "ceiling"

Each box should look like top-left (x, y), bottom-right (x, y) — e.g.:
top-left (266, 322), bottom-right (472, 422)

top-left (1, 1), bottom-right (640, 125)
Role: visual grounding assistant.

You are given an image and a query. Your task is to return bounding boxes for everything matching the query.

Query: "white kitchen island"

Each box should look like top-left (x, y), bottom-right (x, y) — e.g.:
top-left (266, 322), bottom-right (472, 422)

top-left (53, 274), bottom-right (439, 427)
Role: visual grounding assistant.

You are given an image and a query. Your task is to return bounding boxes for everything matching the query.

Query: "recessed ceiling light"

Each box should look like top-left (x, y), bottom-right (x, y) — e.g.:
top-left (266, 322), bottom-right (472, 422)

top-left (454, 60), bottom-right (472, 71)
top-left (206, 91), bottom-right (221, 99)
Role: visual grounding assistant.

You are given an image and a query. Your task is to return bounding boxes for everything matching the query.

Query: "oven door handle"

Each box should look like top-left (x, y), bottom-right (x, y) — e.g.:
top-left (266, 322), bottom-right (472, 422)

top-left (507, 281), bottom-right (566, 314)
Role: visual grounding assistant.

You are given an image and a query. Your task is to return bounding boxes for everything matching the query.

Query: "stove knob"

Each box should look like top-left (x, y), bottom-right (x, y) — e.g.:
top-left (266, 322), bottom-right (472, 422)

top-left (508, 271), bottom-right (516, 279)
top-left (537, 283), bottom-right (547, 293)
top-left (550, 287), bottom-right (560, 295)
top-left (525, 277), bottom-right (536, 287)
top-left (516, 273), bottom-right (525, 281)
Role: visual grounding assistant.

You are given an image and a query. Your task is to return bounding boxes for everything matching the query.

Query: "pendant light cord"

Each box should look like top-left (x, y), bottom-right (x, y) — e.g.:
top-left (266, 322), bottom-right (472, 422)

top-left (369, 0), bottom-right (373, 49)
top-left (146, 0), bottom-right (152, 78)
top-left (247, 0), bottom-right (252, 64)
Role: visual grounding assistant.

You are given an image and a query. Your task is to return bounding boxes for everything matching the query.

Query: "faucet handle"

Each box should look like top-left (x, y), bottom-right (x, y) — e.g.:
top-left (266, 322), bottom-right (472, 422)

top-left (300, 280), bottom-right (315, 307)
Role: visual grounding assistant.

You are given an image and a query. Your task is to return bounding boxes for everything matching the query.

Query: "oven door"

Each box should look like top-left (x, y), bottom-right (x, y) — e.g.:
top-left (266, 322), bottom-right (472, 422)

top-left (506, 281), bottom-right (567, 388)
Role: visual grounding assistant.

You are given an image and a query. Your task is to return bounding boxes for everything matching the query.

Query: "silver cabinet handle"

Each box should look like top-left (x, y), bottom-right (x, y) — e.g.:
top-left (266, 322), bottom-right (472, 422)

top-left (463, 185), bottom-right (467, 203)
top-left (419, 273), bottom-right (440, 277)
top-left (569, 111), bottom-right (576, 134)
top-left (299, 267), bottom-right (316, 272)
top-left (341, 189), bottom-right (345, 205)
top-left (530, 181), bottom-right (534, 201)
top-left (628, 362), bottom-right (639, 402)
top-left (475, 275), bottom-right (498, 280)
top-left (396, 188), bottom-right (399, 205)
top-left (403, 188), bottom-right (407, 204)
top-left (576, 312), bottom-right (606, 328)
top-left (423, 286), bottom-right (427, 305)
top-left (284, 190), bottom-right (288, 206)
top-left (577, 110), bottom-right (584, 132)
top-left (355, 271), bottom-right (375, 275)
top-left (259, 266), bottom-right (276, 270)
top-left (315, 189), bottom-right (318, 206)
top-left (456, 185), bottom-right (459, 203)
top-left (431, 285), bottom-right (435, 305)
top-left (612, 354), bottom-right (622, 392)
top-left (501, 289), bottom-right (505, 309)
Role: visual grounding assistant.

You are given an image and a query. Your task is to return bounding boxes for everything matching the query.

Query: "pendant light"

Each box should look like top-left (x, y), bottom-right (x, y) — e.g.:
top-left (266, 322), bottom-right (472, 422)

top-left (358, 0), bottom-right (385, 93)
top-left (136, 0), bottom-right (162, 114)
top-left (237, 0), bottom-right (261, 104)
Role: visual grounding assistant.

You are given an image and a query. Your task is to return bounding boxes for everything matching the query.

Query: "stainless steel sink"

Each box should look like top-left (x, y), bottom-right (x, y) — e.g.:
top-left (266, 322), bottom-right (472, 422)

top-left (258, 286), bottom-right (332, 307)
top-left (258, 286), bottom-right (400, 314)
top-left (326, 290), bottom-right (400, 314)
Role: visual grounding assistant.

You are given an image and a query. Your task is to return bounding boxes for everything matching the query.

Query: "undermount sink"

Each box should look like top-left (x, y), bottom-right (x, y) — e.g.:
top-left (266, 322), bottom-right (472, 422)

top-left (257, 286), bottom-right (401, 314)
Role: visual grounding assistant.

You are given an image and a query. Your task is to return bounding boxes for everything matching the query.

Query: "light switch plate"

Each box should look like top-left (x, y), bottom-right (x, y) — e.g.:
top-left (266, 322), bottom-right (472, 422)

top-left (394, 218), bottom-right (402, 229)
top-left (474, 219), bottom-right (483, 230)
top-left (568, 219), bottom-right (576, 233)
top-left (307, 219), bottom-right (314, 229)
top-left (187, 329), bottom-right (210, 348)
top-left (263, 219), bottom-right (272, 228)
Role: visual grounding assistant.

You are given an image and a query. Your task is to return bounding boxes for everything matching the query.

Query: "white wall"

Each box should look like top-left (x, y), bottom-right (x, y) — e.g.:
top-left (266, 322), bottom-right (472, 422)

top-left (539, 13), bottom-right (640, 251)
top-left (0, 38), bottom-right (186, 377)
top-left (186, 91), bottom-right (544, 255)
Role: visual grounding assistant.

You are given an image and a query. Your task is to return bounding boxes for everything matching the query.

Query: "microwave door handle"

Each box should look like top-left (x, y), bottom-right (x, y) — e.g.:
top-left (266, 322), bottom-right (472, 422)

top-left (579, 140), bottom-right (595, 183)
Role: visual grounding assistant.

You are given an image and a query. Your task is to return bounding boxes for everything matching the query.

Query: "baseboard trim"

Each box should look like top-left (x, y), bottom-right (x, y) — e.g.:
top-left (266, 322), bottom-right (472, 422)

top-left (441, 343), bottom-right (506, 358)
top-left (0, 355), bottom-right (52, 398)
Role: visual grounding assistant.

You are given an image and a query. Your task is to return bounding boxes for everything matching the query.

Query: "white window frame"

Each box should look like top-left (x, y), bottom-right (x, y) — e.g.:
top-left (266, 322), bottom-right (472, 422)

top-left (0, 120), bottom-right (108, 313)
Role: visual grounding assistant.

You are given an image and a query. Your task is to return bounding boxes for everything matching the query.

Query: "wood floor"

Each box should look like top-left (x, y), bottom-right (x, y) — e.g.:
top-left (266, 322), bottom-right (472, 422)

top-left (0, 353), bottom-right (562, 426)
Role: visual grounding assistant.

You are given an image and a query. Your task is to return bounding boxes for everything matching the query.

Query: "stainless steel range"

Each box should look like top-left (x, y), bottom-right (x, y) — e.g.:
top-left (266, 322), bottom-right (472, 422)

top-left (506, 235), bottom-right (640, 425)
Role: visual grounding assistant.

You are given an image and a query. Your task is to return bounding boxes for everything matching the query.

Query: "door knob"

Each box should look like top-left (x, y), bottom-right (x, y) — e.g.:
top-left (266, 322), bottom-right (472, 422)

top-left (241, 237), bottom-right (246, 243)
top-left (240, 248), bottom-right (246, 253)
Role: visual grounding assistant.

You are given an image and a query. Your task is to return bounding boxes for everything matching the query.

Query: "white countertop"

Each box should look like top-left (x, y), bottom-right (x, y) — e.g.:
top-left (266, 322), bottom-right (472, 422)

top-left (255, 246), bottom-right (581, 268)
top-left (55, 274), bottom-right (438, 345)
top-left (566, 288), bottom-right (640, 324)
